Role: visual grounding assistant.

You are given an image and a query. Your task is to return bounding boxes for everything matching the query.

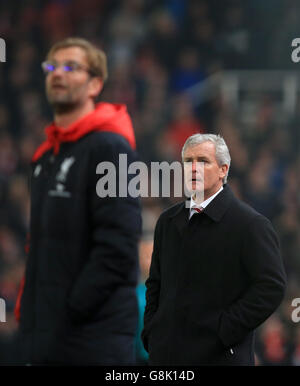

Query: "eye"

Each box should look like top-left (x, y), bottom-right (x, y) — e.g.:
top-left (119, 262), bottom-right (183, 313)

top-left (63, 63), bottom-right (76, 72)
top-left (42, 62), bottom-right (56, 72)
top-left (46, 64), bottom-right (55, 71)
top-left (198, 159), bottom-right (208, 163)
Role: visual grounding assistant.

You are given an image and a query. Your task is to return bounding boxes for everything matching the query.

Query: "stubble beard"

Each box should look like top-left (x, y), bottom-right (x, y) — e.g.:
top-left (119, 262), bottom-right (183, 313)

top-left (47, 90), bottom-right (80, 115)
top-left (50, 100), bottom-right (78, 115)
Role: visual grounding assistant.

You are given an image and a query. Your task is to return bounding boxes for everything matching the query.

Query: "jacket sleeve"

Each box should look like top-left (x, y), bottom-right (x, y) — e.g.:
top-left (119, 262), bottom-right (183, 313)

top-left (218, 215), bottom-right (287, 347)
top-left (67, 133), bottom-right (142, 321)
top-left (14, 232), bottom-right (30, 322)
top-left (141, 216), bottom-right (162, 352)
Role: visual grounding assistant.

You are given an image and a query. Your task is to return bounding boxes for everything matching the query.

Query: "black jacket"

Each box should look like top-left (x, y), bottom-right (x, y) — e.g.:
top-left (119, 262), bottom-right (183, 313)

top-left (142, 184), bottom-right (286, 365)
top-left (17, 131), bottom-right (142, 365)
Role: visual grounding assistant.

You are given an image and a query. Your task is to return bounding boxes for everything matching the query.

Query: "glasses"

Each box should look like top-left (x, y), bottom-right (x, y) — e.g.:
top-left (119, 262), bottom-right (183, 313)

top-left (41, 60), bottom-right (96, 76)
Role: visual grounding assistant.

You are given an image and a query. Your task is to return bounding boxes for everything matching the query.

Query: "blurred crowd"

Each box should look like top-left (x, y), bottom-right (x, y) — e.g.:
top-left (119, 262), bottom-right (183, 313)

top-left (0, 0), bottom-right (300, 366)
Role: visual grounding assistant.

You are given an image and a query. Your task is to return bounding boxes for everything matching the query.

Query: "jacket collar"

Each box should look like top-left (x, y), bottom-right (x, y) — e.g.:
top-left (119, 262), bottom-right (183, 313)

top-left (32, 102), bottom-right (136, 162)
top-left (202, 184), bottom-right (234, 222)
top-left (169, 184), bottom-right (234, 234)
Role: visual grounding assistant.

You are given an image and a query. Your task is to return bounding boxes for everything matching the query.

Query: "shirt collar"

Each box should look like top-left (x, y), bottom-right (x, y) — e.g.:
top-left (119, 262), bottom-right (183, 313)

top-left (169, 184), bottom-right (234, 228)
top-left (190, 186), bottom-right (224, 211)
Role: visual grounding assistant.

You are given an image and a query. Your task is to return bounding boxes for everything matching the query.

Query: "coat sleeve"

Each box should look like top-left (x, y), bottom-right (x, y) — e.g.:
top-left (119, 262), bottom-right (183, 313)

top-left (14, 232), bottom-right (30, 322)
top-left (218, 215), bottom-right (287, 347)
top-left (67, 133), bottom-right (142, 322)
top-left (141, 216), bottom-right (162, 352)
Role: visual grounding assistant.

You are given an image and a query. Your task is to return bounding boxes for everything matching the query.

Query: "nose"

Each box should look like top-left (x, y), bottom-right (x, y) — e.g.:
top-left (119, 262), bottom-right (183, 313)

top-left (191, 161), bottom-right (205, 177)
top-left (192, 160), bottom-right (197, 173)
top-left (50, 65), bottom-right (65, 77)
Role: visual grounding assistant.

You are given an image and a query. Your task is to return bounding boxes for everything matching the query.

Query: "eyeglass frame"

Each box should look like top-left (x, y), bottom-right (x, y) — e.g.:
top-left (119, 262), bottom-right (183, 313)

top-left (41, 60), bottom-right (97, 77)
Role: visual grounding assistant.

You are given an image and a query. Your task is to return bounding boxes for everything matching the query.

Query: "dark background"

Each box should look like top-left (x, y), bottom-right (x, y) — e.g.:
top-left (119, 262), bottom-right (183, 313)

top-left (0, 0), bottom-right (300, 366)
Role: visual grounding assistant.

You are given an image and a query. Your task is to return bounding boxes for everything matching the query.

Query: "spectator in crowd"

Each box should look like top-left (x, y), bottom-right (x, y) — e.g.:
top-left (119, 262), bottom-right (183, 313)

top-left (0, 0), bottom-right (299, 366)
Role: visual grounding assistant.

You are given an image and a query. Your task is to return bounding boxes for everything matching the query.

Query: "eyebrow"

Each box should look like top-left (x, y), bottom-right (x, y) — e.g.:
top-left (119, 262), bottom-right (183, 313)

top-left (183, 156), bottom-right (210, 162)
top-left (49, 60), bottom-right (80, 64)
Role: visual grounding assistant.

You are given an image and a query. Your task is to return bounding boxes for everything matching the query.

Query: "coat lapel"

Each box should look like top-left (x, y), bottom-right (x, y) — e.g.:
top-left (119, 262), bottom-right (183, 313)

top-left (168, 185), bottom-right (235, 234)
top-left (168, 201), bottom-right (190, 236)
top-left (203, 184), bottom-right (235, 222)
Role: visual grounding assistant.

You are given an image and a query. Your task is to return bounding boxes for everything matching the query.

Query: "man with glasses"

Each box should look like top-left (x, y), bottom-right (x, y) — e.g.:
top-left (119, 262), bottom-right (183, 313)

top-left (14, 37), bottom-right (142, 365)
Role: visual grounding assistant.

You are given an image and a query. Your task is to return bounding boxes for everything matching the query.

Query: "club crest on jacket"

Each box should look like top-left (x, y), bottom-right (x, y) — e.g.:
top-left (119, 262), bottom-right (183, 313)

top-left (48, 157), bottom-right (75, 198)
top-left (56, 157), bottom-right (75, 182)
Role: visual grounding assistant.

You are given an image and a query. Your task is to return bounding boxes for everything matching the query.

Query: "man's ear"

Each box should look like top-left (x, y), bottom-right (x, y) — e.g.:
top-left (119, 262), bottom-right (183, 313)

top-left (88, 77), bottom-right (103, 99)
top-left (220, 164), bottom-right (229, 179)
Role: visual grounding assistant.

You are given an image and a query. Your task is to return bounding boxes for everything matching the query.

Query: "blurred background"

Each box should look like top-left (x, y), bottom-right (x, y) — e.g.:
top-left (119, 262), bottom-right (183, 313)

top-left (0, 0), bottom-right (300, 366)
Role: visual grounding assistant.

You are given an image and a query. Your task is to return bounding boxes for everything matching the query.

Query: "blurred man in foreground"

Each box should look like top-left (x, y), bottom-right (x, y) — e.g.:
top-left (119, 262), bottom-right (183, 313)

top-left (14, 37), bottom-right (142, 365)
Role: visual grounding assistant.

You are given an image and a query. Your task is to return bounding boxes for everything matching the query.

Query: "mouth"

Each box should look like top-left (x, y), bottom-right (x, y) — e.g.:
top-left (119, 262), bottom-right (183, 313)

top-left (190, 178), bottom-right (204, 190)
top-left (50, 84), bottom-right (67, 91)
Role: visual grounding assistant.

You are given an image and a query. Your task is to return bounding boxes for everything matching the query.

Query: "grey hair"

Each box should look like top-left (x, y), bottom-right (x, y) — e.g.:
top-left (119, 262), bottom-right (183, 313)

top-left (181, 133), bottom-right (231, 184)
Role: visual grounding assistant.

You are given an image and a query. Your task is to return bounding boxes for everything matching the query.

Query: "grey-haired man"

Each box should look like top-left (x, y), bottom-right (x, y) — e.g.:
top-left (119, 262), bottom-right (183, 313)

top-left (142, 133), bottom-right (286, 365)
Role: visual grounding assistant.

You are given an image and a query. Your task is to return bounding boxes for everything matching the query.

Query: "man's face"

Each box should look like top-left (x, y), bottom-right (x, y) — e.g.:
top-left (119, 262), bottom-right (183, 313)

top-left (183, 141), bottom-right (228, 199)
top-left (45, 46), bottom-right (98, 112)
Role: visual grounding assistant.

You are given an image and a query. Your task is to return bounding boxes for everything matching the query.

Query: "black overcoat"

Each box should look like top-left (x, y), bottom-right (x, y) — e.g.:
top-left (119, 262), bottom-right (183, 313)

top-left (142, 184), bottom-right (286, 365)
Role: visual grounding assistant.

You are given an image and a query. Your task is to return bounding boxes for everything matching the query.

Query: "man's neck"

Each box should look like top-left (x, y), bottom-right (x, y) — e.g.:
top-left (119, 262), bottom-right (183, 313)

top-left (54, 101), bottom-right (95, 128)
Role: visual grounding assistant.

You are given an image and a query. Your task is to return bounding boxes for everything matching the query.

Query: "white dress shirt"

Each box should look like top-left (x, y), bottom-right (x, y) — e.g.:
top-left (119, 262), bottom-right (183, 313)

top-left (189, 186), bottom-right (224, 219)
